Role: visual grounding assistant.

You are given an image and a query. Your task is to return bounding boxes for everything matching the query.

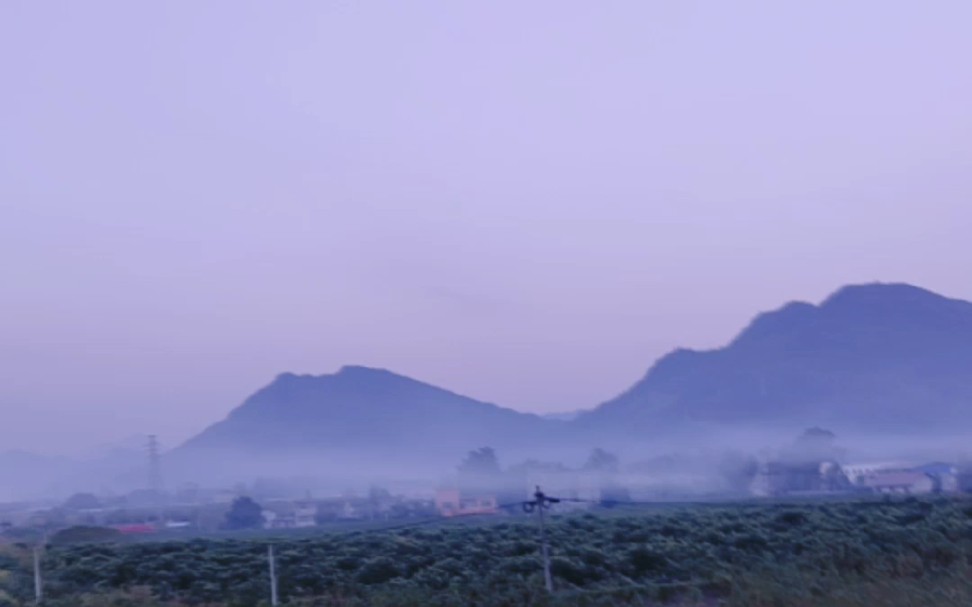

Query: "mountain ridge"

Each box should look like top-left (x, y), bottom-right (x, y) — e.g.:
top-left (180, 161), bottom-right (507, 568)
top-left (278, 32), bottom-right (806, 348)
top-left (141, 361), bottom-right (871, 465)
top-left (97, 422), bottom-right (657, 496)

top-left (581, 282), bottom-right (972, 432)
top-left (173, 363), bottom-right (559, 482)
top-left (169, 281), bottom-right (972, 484)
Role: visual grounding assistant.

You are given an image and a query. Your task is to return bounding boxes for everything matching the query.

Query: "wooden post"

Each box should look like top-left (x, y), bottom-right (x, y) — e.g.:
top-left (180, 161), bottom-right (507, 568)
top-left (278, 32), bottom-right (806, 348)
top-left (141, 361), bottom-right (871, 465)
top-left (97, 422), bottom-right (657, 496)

top-left (33, 544), bottom-right (43, 604)
top-left (268, 545), bottom-right (279, 606)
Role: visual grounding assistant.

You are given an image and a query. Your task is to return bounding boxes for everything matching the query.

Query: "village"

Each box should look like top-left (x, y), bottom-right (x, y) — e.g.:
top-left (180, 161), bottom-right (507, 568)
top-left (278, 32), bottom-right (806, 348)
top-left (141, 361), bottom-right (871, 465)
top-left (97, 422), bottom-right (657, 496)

top-left (3, 433), bottom-right (971, 540)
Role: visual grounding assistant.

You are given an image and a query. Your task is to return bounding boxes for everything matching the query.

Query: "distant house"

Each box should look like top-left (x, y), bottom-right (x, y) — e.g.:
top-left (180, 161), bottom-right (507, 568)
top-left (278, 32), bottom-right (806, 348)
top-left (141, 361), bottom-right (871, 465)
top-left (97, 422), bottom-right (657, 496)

top-left (759, 460), bottom-right (851, 496)
top-left (338, 500), bottom-right (364, 520)
top-left (914, 462), bottom-right (958, 493)
top-left (293, 503), bottom-right (317, 528)
top-left (844, 462), bottom-right (956, 494)
top-left (434, 489), bottom-right (497, 517)
top-left (861, 471), bottom-right (935, 494)
top-left (261, 500), bottom-right (318, 529)
top-left (261, 510), bottom-right (280, 528)
top-left (842, 462), bottom-right (909, 486)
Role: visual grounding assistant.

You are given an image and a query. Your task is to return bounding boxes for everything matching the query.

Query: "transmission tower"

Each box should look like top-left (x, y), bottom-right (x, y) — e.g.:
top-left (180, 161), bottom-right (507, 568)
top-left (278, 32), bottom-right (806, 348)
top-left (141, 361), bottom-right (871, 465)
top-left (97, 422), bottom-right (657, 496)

top-left (147, 434), bottom-right (163, 494)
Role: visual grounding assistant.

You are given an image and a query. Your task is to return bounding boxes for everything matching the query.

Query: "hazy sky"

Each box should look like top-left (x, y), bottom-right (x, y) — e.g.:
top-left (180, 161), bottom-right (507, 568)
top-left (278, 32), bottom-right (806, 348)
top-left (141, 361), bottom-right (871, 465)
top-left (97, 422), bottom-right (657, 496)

top-left (2, 1), bottom-right (971, 455)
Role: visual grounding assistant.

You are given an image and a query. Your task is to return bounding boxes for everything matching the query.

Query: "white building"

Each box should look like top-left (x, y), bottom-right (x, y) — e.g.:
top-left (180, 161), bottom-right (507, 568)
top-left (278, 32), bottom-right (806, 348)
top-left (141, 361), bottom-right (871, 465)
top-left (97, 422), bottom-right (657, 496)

top-left (842, 462), bottom-right (909, 485)
top-left (861, 471), bottom-right (935, 494)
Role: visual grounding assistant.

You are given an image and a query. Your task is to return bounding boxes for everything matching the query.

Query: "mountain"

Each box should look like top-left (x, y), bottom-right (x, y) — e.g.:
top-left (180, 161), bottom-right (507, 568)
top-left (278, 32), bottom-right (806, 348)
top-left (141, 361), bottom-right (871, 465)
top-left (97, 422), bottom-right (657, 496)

top-left (172, 282), bottom-right (972, 487)
top-left (172, 366), bottom-right (559, 484)
top-left (581, 283), bottom-right (972, 436)
top-left (542, 409), bottom-right (589, 422)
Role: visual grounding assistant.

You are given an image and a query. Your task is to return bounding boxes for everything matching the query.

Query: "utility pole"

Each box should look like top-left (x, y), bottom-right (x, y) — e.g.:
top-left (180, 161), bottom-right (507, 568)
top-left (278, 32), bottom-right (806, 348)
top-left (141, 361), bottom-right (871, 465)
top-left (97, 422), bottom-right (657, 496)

top-left (33, 543), bottom-right (43, 605)
top-left (268, 545), bottom-right (279, 606)
top-left (537, 490), bottom-right (553, 594)
top-left (522, 485), bottom-right (559, 594)
top-left (147, 435), bottom-right (163, 493)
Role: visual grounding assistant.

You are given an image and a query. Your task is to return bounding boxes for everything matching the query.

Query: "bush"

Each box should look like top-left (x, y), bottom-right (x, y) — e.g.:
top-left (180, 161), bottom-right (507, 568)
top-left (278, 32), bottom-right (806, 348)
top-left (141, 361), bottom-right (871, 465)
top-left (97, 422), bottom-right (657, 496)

top-left (49, 526), bottom-right (122, 545)
top-left (355, 558), bottom-right (400, 585)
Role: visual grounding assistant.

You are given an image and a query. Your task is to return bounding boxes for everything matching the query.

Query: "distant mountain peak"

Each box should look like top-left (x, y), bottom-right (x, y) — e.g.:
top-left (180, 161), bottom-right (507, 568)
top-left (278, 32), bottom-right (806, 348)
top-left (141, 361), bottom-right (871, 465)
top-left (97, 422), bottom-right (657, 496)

top-left (176, 362), bottom-right (552, 475)
top-left (269, 366), bottom-right (417, 388)
top-left (336, 365), bottom-right (402, 378)
top-left (586, 282), bottom-right (972, 432)
top-left (821, 282), bottom-right (952, 309)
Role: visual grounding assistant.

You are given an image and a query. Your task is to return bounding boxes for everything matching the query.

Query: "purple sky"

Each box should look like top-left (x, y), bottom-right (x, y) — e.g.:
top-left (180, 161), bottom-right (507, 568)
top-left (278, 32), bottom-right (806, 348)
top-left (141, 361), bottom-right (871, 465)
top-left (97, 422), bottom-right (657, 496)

top-left (2, 1), bottom-right (971, 455)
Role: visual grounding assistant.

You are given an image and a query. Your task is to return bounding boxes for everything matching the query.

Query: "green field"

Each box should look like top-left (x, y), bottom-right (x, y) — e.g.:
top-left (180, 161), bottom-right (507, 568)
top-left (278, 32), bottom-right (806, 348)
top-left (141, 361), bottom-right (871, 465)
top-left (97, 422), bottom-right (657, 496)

top-left (3, 497), bottom-right (972, 606)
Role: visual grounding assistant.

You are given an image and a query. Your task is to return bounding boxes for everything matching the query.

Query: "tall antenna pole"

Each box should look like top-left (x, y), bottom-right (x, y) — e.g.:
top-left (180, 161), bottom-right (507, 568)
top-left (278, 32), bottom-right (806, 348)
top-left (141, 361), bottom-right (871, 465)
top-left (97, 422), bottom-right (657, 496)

top-left (147, 434), bottom-right (164, 523)
top-left (147, 434), bottom-right (163, 494)
top-left (268, 545), bottom-right (279, 606)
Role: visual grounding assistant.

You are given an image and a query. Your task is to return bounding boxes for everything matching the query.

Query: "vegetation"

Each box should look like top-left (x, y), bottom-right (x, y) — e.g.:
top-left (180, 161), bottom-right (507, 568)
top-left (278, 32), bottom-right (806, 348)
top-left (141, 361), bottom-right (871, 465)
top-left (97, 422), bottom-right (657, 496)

top-left (49, 525), bottom-right (121, 545)
top-left (3, 497), bottom-right (972, 606)
top-left (225, 496), bottom-right (264, 530)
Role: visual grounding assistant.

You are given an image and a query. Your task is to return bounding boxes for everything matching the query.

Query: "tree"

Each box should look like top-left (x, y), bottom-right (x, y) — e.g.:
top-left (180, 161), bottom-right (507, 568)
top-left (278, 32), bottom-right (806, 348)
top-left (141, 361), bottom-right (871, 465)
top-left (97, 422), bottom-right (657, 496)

top-left (62, 492), bottom-right (102, 511)
top-left (224, 496), bottom-right (263, 530)
top-left (785, 427), bottom-right (843, 463)
top-left (583, 448), bottom-right (620, 474)
top-left (582, 448), bottom-right (628, 506)
top-left (50, 525), bottom-right (121, 545)
top-left (457, 447), bottom-right (502, 498)
top-left (457, 447), bottom-right (501, 476)
top-left (716, 451), bottom-right (759, 494)
top-left (957, 459), bottom-right (972, 493)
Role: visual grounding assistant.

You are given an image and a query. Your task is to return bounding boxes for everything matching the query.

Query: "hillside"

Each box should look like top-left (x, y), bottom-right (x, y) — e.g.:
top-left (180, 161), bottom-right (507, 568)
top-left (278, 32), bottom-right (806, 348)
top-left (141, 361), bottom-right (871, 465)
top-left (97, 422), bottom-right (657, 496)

top-left (172, 366), bottom-right (558, 482)
top-left (581, 283), bottom-right (972, 436)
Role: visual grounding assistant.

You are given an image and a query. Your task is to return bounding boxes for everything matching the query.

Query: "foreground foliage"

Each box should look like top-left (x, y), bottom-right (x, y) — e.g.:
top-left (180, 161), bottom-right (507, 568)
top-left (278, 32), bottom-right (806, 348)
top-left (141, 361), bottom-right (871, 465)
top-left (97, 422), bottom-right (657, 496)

top-left (3, 497), bottom-right (972, 606)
